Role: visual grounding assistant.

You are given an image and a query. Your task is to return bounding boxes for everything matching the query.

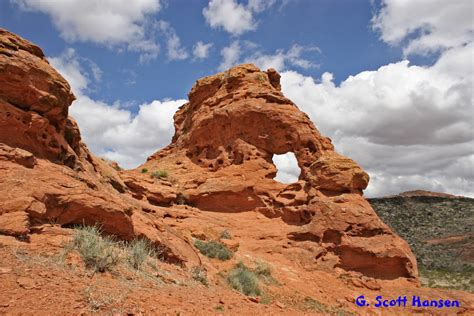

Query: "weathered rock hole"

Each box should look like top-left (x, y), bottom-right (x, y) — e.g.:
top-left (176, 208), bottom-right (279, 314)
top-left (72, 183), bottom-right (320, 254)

top-left (322, 229), bottom-right (342, 244)
top-left (272, 152), bottom-right (300, 184)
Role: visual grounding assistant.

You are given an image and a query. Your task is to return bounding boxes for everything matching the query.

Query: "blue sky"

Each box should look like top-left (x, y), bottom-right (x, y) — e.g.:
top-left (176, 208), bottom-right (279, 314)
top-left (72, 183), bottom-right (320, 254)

top-left (0, 0), bottom-right (472, 197)
top-left (1, 0), bottom-right (405, 103)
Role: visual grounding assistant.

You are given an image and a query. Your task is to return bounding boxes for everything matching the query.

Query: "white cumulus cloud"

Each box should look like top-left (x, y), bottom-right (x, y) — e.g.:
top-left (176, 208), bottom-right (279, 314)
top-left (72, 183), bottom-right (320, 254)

top-left (193, 41), bottom-right (213, 59)
top-left (12, 0), bottom-right (162, 60)
top-left (372, 0), bottom-right (474, 55)
top-left (203, 0), bottom-right (277, 36)
top-left (281, 43), bottom-right (473, 197)
top-left (156, 20), bottom-right (189, 60)
top-left (219, 41), bottom-right (319, 71)
top-left (267, 0), bottom-right (474, 197)
top-left (247, 0), bottom-right (276, 12)
top-left (219, 41), bottom-right (243, 70)
top-left (71, 97), bottom-right (185, 168)
top-left (50, 49), bottom-right (185, 169)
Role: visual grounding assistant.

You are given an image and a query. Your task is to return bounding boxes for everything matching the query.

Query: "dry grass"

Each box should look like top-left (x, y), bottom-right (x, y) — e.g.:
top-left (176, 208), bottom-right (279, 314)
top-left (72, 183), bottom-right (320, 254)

top-left (150, 170), bottom-right (168, 179)
top-left (71, 226), bottom-right (120, 272)
top-left (191, 266), bottom-right (208, 286)
top-left (227, 262), bottom-right (261, 297)
top-left (125, 238), bottom-right (161, 270)
top-left (194, 239), bottom-right (232, 260)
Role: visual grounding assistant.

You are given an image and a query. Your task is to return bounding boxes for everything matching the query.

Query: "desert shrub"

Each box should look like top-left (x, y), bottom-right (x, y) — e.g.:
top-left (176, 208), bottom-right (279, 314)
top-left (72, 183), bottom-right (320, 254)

top-left (220, 229), bottom-right (232, 240)
top-left (227, 262), bottom-right (261, 296)
top-left (303, 297), bottom-right (330, 313)
top-left (72, 226), bottom-right (120, 272)
top-left (194, 239), bottom-right (232, 260)
top-left (370, 196), bottom-right (474, 292)
top-left (191, 266), bottom-right (208, 286)
top-left (150, 169), bottom-right (168, 179)
top-left (126, 238), bottom-right (159, 270)
top-left (141, 168), bottom-right (148, 173)
top-left (83, 285), bottom-right (113, 311)
top-left (254, 260), bottom-right (277, 284)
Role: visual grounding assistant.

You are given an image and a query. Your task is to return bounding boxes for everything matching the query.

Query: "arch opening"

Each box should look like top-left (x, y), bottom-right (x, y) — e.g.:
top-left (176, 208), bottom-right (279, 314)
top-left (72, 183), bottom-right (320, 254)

top-left (272, 152), bottom-right (300, 184)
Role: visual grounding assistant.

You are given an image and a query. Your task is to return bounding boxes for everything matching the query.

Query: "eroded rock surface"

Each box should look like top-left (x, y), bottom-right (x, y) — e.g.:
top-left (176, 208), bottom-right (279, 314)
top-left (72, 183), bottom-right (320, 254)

top-left (0, 28), bottom-right (416, 279)
top-left (0, 29), bottom-right (198, 265)
top-left (129, 63), bottom-right (417, 280)
top-left (2, 28), bottom-right (474, 314)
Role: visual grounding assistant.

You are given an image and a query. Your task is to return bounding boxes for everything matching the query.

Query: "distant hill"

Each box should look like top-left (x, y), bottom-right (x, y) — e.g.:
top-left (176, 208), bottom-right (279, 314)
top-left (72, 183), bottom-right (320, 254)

top-left (395, 190), bottom-right (461, 198)
top-left (369, 191), bottom-right (474, 292)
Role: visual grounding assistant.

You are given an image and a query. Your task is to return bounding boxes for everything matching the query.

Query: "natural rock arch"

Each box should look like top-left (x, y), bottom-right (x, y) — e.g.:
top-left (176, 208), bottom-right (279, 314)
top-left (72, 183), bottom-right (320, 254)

top-left (137, 64), bottom-right (417, 279)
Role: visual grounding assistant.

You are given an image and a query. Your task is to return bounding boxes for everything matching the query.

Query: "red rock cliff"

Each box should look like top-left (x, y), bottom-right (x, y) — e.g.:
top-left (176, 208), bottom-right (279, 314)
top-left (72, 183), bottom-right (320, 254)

top-left (0, 29), bottom-right (198, 264)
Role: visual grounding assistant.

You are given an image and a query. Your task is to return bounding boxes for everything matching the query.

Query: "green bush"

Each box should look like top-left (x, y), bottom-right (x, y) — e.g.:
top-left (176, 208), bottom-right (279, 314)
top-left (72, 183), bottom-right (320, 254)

top-left (141, 168), bottom-right (148, 173)
top-left (194, 239), bottom-right (232, 260)
top-left (126, 238), bottom-right (159, 270)
top-left (150, 169), bottom-right (168, 179)
top-left (71, 225), bottom-right (120, 272)
top-left (227, 262), bottom-right (261, 296)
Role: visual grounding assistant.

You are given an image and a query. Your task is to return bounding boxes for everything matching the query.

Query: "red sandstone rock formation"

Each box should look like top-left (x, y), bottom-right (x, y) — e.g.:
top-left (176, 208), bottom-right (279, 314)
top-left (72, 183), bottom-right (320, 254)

top-left (0, 28), bottom-right (417, 279)
top-left (2, 28), bottom-right (474, 315)
top-left (127, 63), bottom-right (417, 280)
top-left (0, 29), bottom-right (198, 265)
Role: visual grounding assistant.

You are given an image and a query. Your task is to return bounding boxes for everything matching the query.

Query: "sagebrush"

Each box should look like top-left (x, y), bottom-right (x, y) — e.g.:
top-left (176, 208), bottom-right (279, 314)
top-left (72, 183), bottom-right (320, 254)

top-left (71, 225), bottom-right (120, 272)
top-left (227, 262), bottom-right (261, 296)
top-left (194, 239), bottom-right (232, 260)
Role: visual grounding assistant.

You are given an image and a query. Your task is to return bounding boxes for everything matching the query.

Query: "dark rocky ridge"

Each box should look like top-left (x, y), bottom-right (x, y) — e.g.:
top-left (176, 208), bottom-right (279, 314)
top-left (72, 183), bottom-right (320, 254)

top-left (369, 193), bottom-right (474, 292)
